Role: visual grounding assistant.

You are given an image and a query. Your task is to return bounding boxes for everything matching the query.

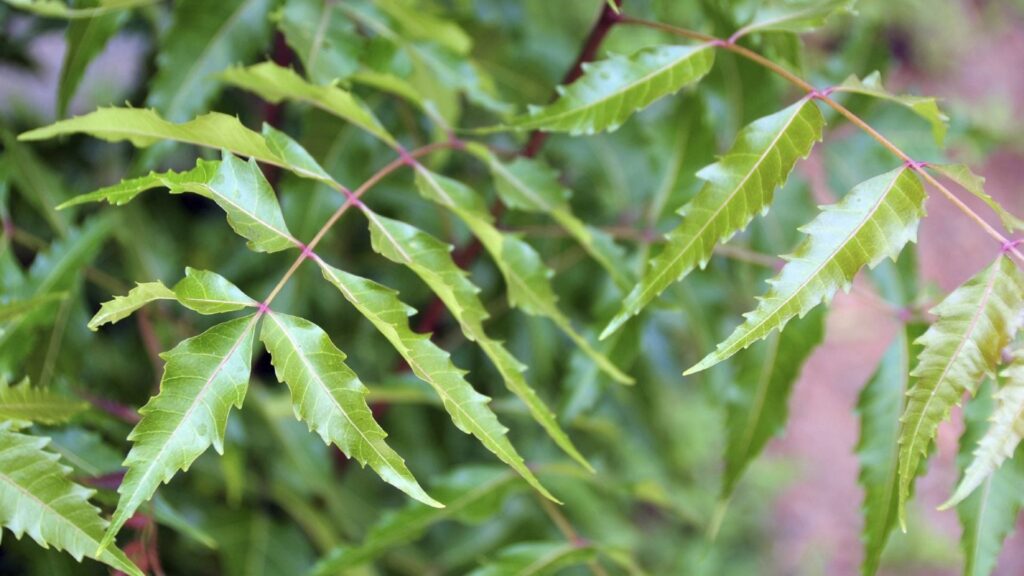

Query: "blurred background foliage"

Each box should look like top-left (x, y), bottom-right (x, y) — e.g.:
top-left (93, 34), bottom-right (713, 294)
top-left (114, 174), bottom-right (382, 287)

top-left (1, 0), bottom-right (1022, 574)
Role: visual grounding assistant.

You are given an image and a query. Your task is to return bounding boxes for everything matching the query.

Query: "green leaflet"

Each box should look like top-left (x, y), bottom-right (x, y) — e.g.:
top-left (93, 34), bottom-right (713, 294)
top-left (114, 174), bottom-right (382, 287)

top-left (259, 311), bottom-right (440, 507)
top-left (274, 0), bottom-right (360, 84)
top-left (413, 168), bottom-right (632, 385)
top-left (687, 167), bottom-right (925, 375)
top-left (504, 45), bottom-right (714, 135)
top-left (2, 0), bottom-right (153, 18)
top-left (173, 267), bottom-right (257, 315)
top-left (374, 0), bottom-right (471, 55)
top-left (466, 143), bottom-right (630, 290)
top-left (603, 99), bottom-right (825, 338)
top-left (929, 163), bottom-right (1024, 233)
top-left (0, 292), bottom-right (67, 323)
top-left (0, 428), bottom-right (143, 575)
top-left (857, 323), bottom-right (926, 576)
top-left (220, 62), bottom-right (397, 147)
top-left (212, 509), bottom-right (315, 576)
top-left (99, 314), bottom-right (257, 553)
top-left (732, 0), bottom-right (855, 38)
top-left (721, 307), bottom-right (824, 500)
top-left (898, 256), bottom-right (1024, 529)
top-left (468, 541), bottom-right (597, 576)
top-left (835, 72), bottom-right (949, 146)
top-left (943, 354), bottom-right (1024, 508)
top-left (0, 378), bottom-right (88, 424)
top-left (88, 281), bottom-right (174, 330)
top-left (19, 107), bottom-right (309, 171)
top-left (61, 153), bottom-right (298, 253)
top-left (363, 210), bottom-right (591, 470)
top-left (148, 0), bottom-right (272, 122)
top-left (57, 0), bottom-right (123, 118)
top-left (311, 466), bottom-right (524, 573)
top-left (317, 262), bottom-right (557, 502)
top-left (954, 380), bottom-right (1024, 576)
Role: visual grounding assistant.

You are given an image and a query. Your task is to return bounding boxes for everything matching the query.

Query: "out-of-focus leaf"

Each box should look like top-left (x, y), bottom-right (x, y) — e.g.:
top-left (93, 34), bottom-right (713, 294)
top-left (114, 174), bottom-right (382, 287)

top-left (2, 0), bottom-right (152, 19)
top-left (57, 0), bottom-right (124, 118)
top-left (2, 131), bottom-right (69, 235)
top-left (274, 0), bottom-right (360, 84)
top-left (468, 541), bottom-right (597, 576)
top-left (0, 378), bottom-right (88, 424)
top-left (733, 0), bottom-right (855, 38)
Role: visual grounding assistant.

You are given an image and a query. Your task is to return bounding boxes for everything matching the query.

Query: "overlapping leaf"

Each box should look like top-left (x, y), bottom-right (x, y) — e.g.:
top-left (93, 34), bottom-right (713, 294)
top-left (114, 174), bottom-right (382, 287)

top-left (943, 354), bottom-right (1024, 508)
top-left (99, 315), bottom-right (257, 552)
top-left (504, 45), bottom-right (715, 134)
top-left (260, 311), bottom-right (440, 507)
top-left (898, 255), bottom-right (1024, 528)
top-left (721, 307), bottom-right (824, 499)
top-left (603, 99), bottom-right (824, 338)
top-left (363, 210), bottom-right (590, 469)
top-left (318, 262), bottom-right (556, 501)
top-left (835, 72), bottom-right (948, 146)
top-left (220, 62), bottom-right (397, 147)
top-left (0, 428), bottom-right (143, 575)
top-left (687, 167), bottom-right (925, 374)
top-left (954, 380), bottom-right (1024, 576)
top-left (148, 0), bottom-right (272, 122)
top-left (467, 143), bottom-right (629, 290)
top-left (414, 168), bottom-right (632, 384)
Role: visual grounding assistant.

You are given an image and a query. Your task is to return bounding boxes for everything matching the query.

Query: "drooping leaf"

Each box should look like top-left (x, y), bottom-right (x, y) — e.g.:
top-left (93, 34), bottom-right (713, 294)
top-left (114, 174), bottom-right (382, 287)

top-left (721, 307), bottom-right (824, 499)
top-left (857, 323), bottom-right (926, 576)
top-left (148, 0), bottom-right (273, 122)
top-left (87, 281), bottom-right (174, 330)
top-left (943, 353), bottom-right (1024, 508)
top-left (0, 292), bottom-right (67, 323)
top-left (2, 130), bottom-right (70, 235)
top-left (503, 45), bottom-right (715, 134)
top-left (363, 210), bottom-right (591, 470)
top-left (467, 143), bottom-right (630, 290)
top-left (99, 314), bottom-right (258, 552)
top-left (310, 466), bottom-right (524, 574)
top-left (273, 0), bottom-right (360, 84)
top-left (732, 0), bottom-right (855, 38)
top-left (57, 0), bottom-right (124, 118)
top-left (603, 99), bottom-right (825, 338)
top-left (413, 168), bottom-right (632, 384)
top-left (468, 541), bottom-right (597, 576)
top-left (172, 267), bottom-right (257, 315)
top-left (317, 262), bottom-right (557, 501)
top-left (929, 163), bottom-right (1024, 233)
top-left (0, 378), bottom-right (88, 424)
top-left (835, 72), bottom-right (948, 146)
top-left (220, 62), bottom-right (397, 147)
top-left (1, 0), bottom-right (152, 18)
top-left (0, 428), bottom-right (143, 576)
top-left (898, 255), bottom-right (1024, 528)
top-left (58, 159), bottom-right (220, 209)
top-left (687, 167), bottom-right (925, 374)
top-left (259, 310), bottom-right (440, 507)
top-left (954, 379), bottom-right (1024, 576)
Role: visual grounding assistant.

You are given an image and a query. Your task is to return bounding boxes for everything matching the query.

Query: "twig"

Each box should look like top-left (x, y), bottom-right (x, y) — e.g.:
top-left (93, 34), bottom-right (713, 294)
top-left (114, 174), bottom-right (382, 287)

top-left (536, 495), bottom-right (609, 576)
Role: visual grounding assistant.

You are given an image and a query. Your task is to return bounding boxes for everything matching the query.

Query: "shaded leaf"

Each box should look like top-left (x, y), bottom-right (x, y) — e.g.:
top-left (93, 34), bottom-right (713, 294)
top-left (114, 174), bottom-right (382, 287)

top-left (898, 256), bottom-right (1024, 528)
top-left (259, 310), bottom-right (440, 507)
top-left (274, 0), bottom-right (360, 84)
top-left (318, 262), bottom-right (556, 501)
top-left (0, 378), bottom-right (88, 424)
top-left (0, 292), bottom-right (68, 324)
top-left (603, 99), bottom-right (824, 338)
top-left (504, 45), bottom-right (715, 134)
top-left (2, 130), bottom-right (69, 236)
top-left (99, 315), bottom-right (257, 552)
top-left (364, 210), bottom-right (591, 470)
top-left (148, 0), bottom-right (273, 122)
top-left (0, 428), bottom-right (142, 575)
top-left (688, 167), bottom-right (925, 374)
top-left (835, 72), bottom-right (948, 146)
top-left (468, 541), bottom-right (596, 576)
top-left (414, 168), bottom-right (632, 385)
top-left (58, 1), bottom-right (124, 118)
